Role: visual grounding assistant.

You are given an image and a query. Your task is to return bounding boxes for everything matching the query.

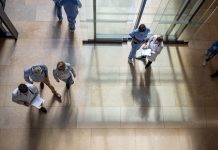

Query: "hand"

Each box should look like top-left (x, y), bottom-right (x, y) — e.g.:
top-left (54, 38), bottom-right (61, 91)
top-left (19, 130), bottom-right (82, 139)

top-left (143, 45), bottom-right (148, 49)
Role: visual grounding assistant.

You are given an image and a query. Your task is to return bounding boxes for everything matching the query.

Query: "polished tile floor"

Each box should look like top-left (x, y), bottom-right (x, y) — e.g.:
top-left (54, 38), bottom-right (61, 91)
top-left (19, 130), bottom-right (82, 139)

top-left (0, 0), bottom-right (218, 150)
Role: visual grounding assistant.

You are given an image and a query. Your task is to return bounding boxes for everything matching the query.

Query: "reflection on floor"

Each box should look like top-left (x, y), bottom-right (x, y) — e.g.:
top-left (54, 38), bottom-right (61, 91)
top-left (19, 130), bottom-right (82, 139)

top-left (0, 0), bottom-right (218, 150)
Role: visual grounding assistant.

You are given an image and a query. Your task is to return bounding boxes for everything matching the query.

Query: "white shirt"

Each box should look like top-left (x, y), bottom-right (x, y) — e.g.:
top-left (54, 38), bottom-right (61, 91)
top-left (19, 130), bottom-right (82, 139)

top-left (53, 63), bottom-right (75, 81)
top-left (12, 84), bottom-right (39, 105)
top-left (147, 35), bottom-right (164, 61)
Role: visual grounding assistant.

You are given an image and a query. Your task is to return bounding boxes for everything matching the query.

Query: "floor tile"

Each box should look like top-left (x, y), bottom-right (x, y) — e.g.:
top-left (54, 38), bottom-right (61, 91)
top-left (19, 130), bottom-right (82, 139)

top-left (91, 129), bottom-right (135, 150)
top-left (77, 107), bottom-right (120, 128)
top-left (45, 129), bottom-right (91, 150)
top-left (205, 107), bottom-right (218, 128)
top-left (121, 107), bottom-right (164, 128)
top-left (0, 129), bottom-right (46, 150)
top-left (135, 129), bottom-right (180, 150)
top-left (163, 107), bottom-right (206, 128)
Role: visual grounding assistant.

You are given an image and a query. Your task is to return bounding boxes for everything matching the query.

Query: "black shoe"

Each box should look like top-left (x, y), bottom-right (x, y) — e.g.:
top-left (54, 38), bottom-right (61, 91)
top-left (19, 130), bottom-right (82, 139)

top-left (66, 83), bottom-right (71, 89)
top-left (39, 107), bottom-right (47, 113)
top-left (210, 71), bottom-right (218, 78)
top-left (145, 65), bottom-right (150, 69)
top-left (40, 82), bottom-right (44, 89)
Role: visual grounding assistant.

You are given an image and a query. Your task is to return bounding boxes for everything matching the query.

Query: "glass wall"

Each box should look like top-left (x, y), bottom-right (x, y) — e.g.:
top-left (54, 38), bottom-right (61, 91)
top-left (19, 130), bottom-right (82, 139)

top-left (96, 0), bottom-right (142, 38)
top-left (81, 0), bottom-right (214, 42)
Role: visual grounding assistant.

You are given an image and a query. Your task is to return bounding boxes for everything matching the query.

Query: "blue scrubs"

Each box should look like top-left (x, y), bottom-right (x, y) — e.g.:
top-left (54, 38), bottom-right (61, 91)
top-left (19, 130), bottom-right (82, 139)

top-left (54, 0), bottom-right (81, 30)
top-left (128, 28), bottom-right (150, 60)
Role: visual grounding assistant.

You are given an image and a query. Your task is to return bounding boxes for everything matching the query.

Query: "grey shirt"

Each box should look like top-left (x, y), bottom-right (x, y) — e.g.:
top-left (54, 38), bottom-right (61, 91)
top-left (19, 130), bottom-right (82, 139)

top-left (12, 84), bottom-right (39, 105)
top-left (24, 64), bottom-right (48, 83)
top-left (53, 63), bottom-right (76, 81)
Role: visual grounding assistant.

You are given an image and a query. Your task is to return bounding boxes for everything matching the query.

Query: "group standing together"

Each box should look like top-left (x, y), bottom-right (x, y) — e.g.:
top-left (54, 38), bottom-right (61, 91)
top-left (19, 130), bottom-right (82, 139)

top-left (12, 61), bottom-right (76, 113)
top-left (128, 24), bottom-right (164, 69)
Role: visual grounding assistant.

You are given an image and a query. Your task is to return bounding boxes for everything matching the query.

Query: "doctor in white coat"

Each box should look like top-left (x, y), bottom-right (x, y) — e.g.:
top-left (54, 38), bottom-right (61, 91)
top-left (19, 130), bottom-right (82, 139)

top-left (144, 35), bottom-right (164, 69)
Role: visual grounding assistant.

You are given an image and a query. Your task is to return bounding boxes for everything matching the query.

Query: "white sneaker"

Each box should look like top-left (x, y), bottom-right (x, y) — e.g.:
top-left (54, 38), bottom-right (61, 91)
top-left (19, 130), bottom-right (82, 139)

top-left (202, 60), bottom-right (207, 67)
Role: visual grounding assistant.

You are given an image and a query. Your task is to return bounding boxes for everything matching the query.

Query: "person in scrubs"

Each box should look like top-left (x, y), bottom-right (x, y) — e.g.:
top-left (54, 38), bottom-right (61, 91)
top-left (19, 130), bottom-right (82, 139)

top-left (54, 0), bottom-right (82, 32)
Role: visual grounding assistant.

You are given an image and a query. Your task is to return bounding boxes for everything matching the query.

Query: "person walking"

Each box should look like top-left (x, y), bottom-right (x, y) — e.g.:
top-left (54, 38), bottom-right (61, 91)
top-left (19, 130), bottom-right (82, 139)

top-left (202, 41), bottom-right (218, 67)
top-left (54, 0), bottom-right (82, 32)
top-left (12, 83), bottom-right (47, 113)
top-left (128, 24), bottom-right (150, 64)
top-left (144, 35), bottom-right (164, 69)
top-left (24, 64), bottom-right (62, 100)
top-left (53, 61), bottom-right (76, 89)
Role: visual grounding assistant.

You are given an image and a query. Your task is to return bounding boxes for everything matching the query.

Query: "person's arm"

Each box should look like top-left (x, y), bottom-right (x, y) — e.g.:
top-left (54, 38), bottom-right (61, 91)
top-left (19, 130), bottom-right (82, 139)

top-left (144, 35), bottom-right (154, 48)
top-left (129, 30), bottom-right (141, 44)
top-left (41, 65), bottom-right (48, 77)
top-left (148, 35), bottom-right (154, 45)
top-left (28, 84), bottom-right (39, 95)
top-left (24, 69), bottom-right (33, 84)
top-left (66, 63), bottom-right (76, 78)
top-left (12, 93), bottom-right (26, 105)
top-left (156, 46), bottom-right (163, 54)
top-left (70, 67), bottom-right (76, 78)
top-left (53, 69), bottom-right (60, 82)
top-left (132, 37), bottom-right (143, 44)
top-left (142, 28), bottom-right (151, 43)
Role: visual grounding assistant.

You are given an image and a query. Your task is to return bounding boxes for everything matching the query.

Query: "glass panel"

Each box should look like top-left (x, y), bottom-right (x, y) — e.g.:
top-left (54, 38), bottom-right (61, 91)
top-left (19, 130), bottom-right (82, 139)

top-left (96, 0), bottom-right (142, 37)
top-left (80, 0), bottom-right (94, 40)
top-left (173, 0), bottom-right (204, 39)
top-left (139, 0), bottom-right (185, 36)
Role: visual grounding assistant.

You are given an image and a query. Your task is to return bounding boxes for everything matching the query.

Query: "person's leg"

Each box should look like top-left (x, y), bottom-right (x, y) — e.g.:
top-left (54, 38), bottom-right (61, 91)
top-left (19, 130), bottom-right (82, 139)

top-left (63, 3), bottom-right (78, 31)
top-left (128, 43), bottom-right (141, 63)
top-left (65, 76), bottom-right (74, 89)
top-left (55, 1), bottom-right (63, 20)
top-left (145, 61), bottom-right (152, 68)
top-left (43, 77), bottom-right (61, 99)
top-left (206, 52), bottom-right (217, 61)
top-left (40, 82), bottom-right (44, 89)
top-left (203, 52), bottom-right (217, 66)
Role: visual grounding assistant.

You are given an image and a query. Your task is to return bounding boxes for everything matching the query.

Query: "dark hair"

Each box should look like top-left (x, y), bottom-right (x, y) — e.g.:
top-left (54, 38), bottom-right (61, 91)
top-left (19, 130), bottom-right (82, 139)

top-left (156, 36), bottom-right (163, 42)
top-left (138, 24), bottom-right (146, 32)
top-left (57, 61), bottom-right (66, 70)
top-left (18, 84), bottom-right (28, 93)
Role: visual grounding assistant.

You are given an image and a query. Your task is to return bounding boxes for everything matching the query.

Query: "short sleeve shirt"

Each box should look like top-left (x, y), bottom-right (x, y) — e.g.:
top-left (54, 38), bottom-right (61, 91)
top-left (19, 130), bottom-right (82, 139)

top-left (129, 28), bottom-right (150, 42)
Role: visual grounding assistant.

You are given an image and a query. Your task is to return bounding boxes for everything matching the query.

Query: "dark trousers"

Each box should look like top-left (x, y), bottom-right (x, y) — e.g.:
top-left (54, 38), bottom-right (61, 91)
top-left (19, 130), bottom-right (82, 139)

top-left (145, 61), bottom-right (152, 68)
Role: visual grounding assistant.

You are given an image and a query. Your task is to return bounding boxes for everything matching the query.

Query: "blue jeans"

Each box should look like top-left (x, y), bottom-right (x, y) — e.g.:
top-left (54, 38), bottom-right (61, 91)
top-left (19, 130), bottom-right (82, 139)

top-left (128, 42), bottom-right (142, 59)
